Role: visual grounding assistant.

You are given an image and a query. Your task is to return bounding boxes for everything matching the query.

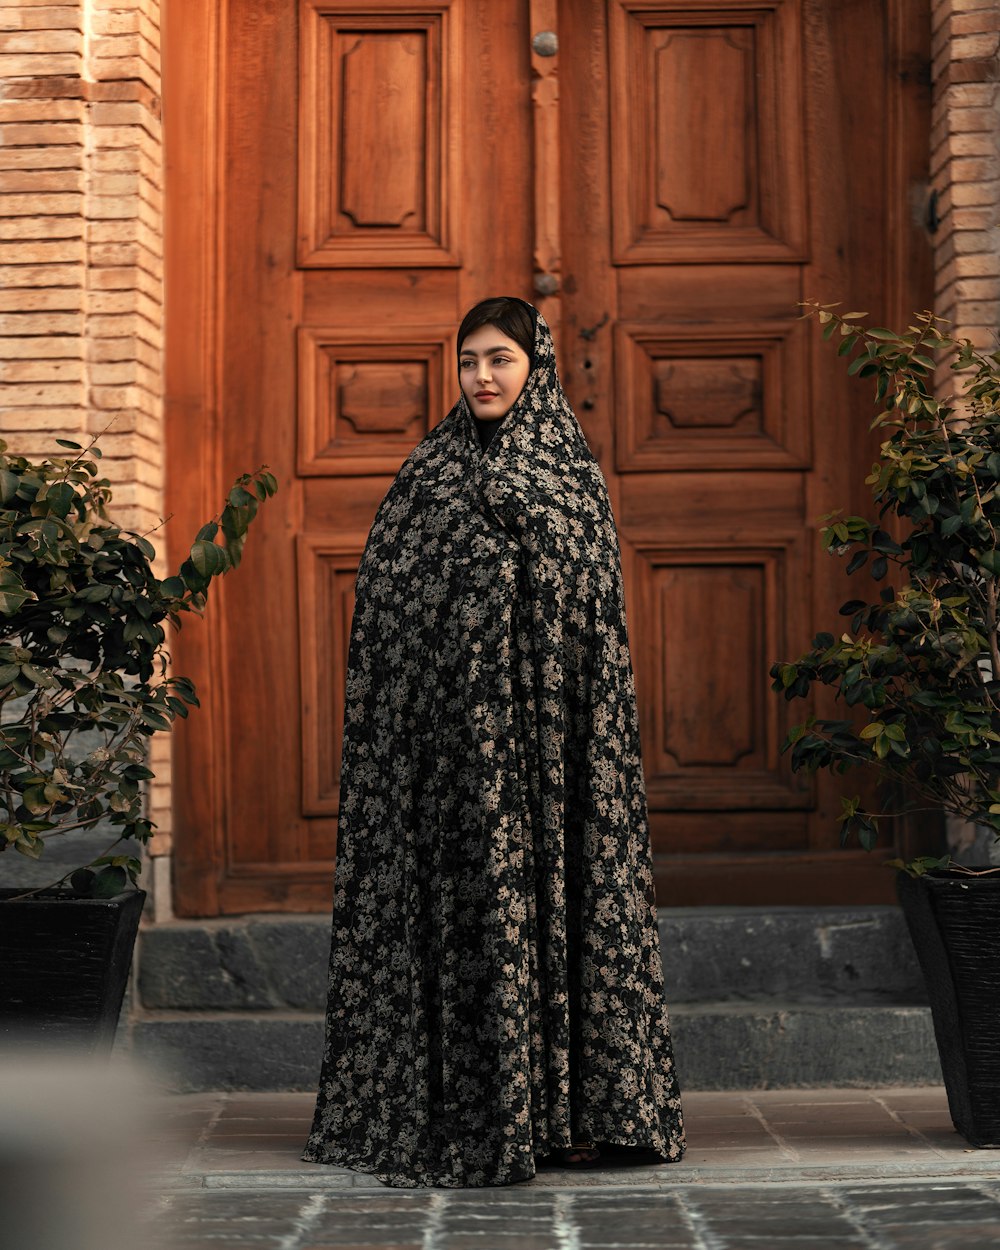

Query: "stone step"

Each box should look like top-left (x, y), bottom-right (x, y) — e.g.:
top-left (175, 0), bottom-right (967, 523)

top-left (136, 906), bottom-right (927, 1011)
top-left (127, 1005), bottom-right (941, 1093)
top-left (129, 906), bottom-right (936, 1092)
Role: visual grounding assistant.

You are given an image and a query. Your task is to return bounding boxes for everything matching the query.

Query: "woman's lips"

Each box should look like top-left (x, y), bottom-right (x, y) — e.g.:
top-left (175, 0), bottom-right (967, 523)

top-left (475, 392), bottom-right (498, 400)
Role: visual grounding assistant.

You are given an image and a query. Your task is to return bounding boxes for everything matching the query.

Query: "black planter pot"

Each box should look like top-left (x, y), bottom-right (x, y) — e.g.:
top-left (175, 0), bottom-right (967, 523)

top-left (896, 868), bottom-right (1000, 1148)
top-left (0, 888), bottom-right (146, 1054)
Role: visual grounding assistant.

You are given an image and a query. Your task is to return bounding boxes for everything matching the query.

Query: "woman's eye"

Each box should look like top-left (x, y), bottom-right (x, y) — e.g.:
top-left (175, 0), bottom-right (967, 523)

top-left (494, 356), bottom-right (511, 365)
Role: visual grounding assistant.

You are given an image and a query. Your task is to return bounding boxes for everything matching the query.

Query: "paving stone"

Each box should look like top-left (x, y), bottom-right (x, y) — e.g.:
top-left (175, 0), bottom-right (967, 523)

top-left (208, 1117), bottom-right (309, 1136)
top-left (196, 1137), bottom-right (306, 1154)
top-left (141, 1181), bottom-right (1000, 1249)
top-left (311, 1197), bottom-right (436, 1213)
top-left (302, 1244), bottom-right (423, 1250)
top-left (185, 1149), bottom-right (322, 1172)
top-left (435, 1192), bottom-right (555, 1209)
top-left (221, 1094), bottom-right (315, 1116)
top-left (434, 1238), bottom-right (557, 1250)
top-left (578, 1242), bottom-right (697, 1249)
top-left (202, 1170), bottom-right (357, 1189)
top-left (875, 1226), bottom-right (1000, 1250)
top-left (837, 1185), bottom-right (1000, 1221)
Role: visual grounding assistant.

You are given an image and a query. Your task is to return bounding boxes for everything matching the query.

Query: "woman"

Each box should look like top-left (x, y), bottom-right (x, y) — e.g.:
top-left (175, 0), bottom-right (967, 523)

top-left (301, 296), bottom-right (685, 1188)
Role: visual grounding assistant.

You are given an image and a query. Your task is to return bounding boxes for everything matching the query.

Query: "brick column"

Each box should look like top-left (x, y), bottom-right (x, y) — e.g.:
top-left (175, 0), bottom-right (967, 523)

top-left (931, 0), bottom-right (1000, 345)
top-left (0, 2), bottom-right (172, 892)
top-left (931, 0), bottom-right (1000, 864)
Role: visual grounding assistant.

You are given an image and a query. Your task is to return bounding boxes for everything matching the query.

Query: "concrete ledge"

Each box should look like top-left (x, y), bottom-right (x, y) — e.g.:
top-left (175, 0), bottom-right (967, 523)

top-left (129, 1004), bottom-right (941, 1093)
top-left (153, 1158), bottom-right (1000, 1192)
top-left (135, 907), bottom-right (927, 1012)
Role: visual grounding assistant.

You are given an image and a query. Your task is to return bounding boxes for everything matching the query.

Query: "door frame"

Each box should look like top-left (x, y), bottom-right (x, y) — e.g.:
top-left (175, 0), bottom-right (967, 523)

top-left (164, 0), bottom-right (229, 916)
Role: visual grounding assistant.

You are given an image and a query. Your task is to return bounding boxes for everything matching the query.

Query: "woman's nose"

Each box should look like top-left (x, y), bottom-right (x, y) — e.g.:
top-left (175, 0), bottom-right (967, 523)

top-left (476, 363), bottom-right (492, 384)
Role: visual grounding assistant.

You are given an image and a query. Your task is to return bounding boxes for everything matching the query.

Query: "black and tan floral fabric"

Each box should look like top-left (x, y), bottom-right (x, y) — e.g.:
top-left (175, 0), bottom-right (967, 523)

top-left (301, 303), bottom-right (685, 1188)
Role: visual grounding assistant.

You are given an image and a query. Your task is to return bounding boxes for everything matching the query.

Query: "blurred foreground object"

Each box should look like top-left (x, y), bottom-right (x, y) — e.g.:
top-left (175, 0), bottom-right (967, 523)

top-left (0, 1045), bottom-right (164, 1250)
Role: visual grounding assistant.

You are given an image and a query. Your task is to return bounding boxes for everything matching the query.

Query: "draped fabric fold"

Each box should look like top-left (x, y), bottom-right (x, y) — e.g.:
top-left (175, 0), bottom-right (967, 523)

top-left (302, 306), bottom-right (685, 1188)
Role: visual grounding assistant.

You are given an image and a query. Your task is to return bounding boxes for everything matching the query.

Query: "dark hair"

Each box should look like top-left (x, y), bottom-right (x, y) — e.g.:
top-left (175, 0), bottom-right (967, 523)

top-left (457, 297), bottom-right (536, 367)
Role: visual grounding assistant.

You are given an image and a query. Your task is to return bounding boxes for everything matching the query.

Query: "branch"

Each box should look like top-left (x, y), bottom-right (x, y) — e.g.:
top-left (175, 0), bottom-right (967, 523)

top-left (988, 582), bottom-right (1000, 693)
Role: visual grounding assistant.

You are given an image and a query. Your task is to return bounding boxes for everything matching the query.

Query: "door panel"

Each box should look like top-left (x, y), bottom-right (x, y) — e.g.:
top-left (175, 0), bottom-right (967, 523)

top-left (297, 0), bottom-right (462, 267)
top-left (608, 0), bottom-right (807, 264)
top-left (560, 0), bottom-right (933, 904)
top-left (166, 0), bottom-right (932, 915)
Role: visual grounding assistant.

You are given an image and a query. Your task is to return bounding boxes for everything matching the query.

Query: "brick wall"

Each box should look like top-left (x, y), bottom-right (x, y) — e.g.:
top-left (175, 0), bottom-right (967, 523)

top-left (0, 1), bottom-right (172, 892)
top-left (931, 0), bottom-right (1000, 346)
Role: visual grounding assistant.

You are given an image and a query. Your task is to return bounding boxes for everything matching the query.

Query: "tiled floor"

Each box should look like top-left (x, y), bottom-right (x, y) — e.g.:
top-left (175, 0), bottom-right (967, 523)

top-left (145, 1181), bottom-right (1000, 1250)
top-left (11, 1079), bottom-right (1000, 1248)
top-left (148, 1088), bottom-right (999, 1189)
top-left (127, 1089), bottom-right (1000, 1247)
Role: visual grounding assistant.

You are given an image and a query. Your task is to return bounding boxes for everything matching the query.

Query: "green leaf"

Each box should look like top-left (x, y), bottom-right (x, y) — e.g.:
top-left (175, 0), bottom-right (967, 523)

top-left (190, 539), bottom-right (227, 577)
top-left (978, 549), bottom-right (1000, 576)
top-left (858, 822), bottom-right (878, 851)
top-left (76, 583), bottom-right (113, 603)
top-left (21, 663), bottom-right (54, 686)
top-left (228, 486), bottom-right (255, 508)
top-left (139, 707), bottom-right (171, 730)
top-left (92, 865), bottom-right (128, 898)
top-left (158, 575), bottom-right (187, 599)
top-left (0, 582), bottom-right (38, 616)
top-left (940, 514), bottom-right (963, 537)
top-left (122, 764), bottom-right (155, 780)
top-left (55, 438), bottom-right (83, 450)
top-left (70, 868), bottom-right (96, 895)
top-left (44, 481), bottom-right (75, 519)
top-left (0, 468), bottom-right (20, 504)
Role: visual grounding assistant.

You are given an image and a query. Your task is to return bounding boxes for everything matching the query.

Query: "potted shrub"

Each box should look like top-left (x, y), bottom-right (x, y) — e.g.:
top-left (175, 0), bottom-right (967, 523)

top-left (772, 302), bottom-right (1000, 1148)
top-left (0, 433), bottom-right (276, 1051)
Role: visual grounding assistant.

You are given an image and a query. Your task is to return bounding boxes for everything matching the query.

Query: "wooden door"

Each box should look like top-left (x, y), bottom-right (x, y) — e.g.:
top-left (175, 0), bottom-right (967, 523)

top-left (165, 0), bottom-right (932, 916)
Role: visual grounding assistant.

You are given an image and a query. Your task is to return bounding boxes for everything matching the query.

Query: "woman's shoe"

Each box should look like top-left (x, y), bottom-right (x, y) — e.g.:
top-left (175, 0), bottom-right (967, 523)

top-left (558, 1141), bottom-right (601, 1166)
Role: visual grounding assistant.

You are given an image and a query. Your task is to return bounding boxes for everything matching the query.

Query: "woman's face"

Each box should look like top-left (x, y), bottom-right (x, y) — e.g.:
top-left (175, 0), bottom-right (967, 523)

top-left (459, 326), bottom-right (531, 420)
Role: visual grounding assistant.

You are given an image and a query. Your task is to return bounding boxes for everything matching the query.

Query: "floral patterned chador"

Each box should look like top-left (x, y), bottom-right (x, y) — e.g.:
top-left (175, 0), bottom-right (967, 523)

top-left (301, 303), bottom-right (685, 1187)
